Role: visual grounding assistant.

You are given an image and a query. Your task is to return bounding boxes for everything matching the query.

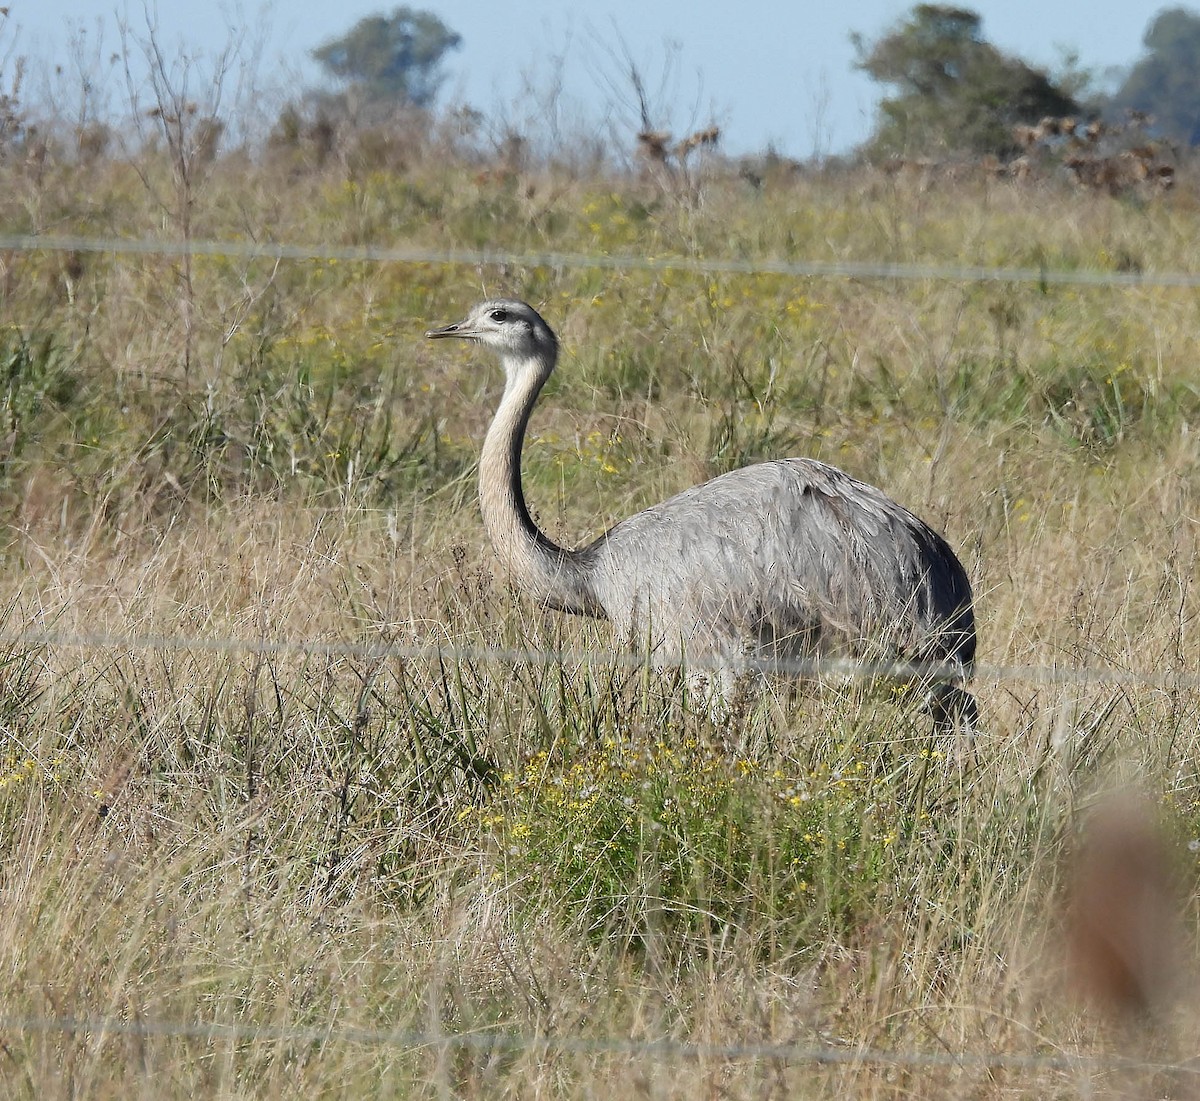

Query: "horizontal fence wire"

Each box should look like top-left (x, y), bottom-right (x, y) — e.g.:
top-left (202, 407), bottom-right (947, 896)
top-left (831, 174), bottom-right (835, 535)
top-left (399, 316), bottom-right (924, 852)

top-left (1, 232), bottom-right (1199, 288)
top-left (0, 1012), bottom-right (1194, 1077)
top-left (0, 627), bottom-right (1193, 691)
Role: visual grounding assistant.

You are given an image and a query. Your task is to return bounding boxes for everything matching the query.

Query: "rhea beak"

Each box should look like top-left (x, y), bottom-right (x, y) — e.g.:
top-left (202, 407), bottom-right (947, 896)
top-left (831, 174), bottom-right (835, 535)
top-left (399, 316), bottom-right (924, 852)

top-left (425, 320), bottom-right (473, 340)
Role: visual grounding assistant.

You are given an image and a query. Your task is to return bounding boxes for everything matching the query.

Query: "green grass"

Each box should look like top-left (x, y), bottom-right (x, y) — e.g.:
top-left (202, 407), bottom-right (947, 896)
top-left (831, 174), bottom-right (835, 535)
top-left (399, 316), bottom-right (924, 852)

top-left (0, 128), bottom-right (1199, 1098)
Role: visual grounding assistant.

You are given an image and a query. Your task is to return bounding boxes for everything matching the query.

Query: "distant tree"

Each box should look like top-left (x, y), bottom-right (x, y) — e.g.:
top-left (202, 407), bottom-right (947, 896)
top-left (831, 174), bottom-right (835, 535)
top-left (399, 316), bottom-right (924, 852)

top-left (1108, 8), bottom-right (1200, 145)
top-left (852, 4), bottom-right (1080, 158)
top-left (311, 7), bottom-right (462, 109)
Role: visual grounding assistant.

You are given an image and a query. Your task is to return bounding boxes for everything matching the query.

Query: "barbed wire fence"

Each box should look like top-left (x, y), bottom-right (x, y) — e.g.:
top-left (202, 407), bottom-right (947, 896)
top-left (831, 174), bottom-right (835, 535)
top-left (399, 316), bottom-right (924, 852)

top-left (0, 618), bottom-right (1187, 1080)
top-left (0, 229), bottom-right (1190, 697)
top-left (0, 232), bottom-right (1195, 1080)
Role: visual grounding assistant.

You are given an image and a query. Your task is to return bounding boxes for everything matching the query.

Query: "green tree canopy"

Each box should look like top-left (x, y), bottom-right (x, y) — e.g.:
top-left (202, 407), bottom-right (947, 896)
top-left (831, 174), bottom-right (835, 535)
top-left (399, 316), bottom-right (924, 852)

top-left (311, 7), bottom-right (462, 109)
top-left (1109, 8), bottom-right (1200, 145)
top-left (853, 4), bottom-right (1080, 157)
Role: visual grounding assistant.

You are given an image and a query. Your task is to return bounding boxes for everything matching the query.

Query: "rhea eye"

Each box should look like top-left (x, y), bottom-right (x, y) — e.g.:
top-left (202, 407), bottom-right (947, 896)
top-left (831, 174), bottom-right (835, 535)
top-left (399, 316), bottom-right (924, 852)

top-left (489, 308), bottom-right (509, 323)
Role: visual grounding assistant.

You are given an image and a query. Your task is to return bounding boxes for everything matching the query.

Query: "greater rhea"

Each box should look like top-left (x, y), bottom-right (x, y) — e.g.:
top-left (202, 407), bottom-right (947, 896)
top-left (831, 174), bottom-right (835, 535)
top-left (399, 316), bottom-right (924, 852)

top-left (426, 299), bottom-right (977, 727)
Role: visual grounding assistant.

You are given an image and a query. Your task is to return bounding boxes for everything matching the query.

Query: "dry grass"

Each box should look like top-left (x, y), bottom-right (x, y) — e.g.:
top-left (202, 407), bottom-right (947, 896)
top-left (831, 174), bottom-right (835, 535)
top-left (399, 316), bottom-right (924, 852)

top-left (1, 117), bottom-right (1200, 1098)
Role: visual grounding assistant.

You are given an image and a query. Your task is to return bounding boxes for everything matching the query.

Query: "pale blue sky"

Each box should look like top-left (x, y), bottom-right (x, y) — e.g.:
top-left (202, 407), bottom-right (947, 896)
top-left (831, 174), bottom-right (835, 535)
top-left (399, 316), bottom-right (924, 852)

top-left (4, 0), bottom-right (1180, 156)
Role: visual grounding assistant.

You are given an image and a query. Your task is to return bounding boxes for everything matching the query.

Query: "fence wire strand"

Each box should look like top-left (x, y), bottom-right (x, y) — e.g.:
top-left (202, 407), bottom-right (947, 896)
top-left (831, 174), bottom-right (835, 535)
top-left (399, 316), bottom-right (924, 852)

top-left (0, 626), bottom-right (1193, 691)
top-left (2, 232), bottom-right (1199, 288)
top-left (0, 1012), bottom-right (1194, 1077)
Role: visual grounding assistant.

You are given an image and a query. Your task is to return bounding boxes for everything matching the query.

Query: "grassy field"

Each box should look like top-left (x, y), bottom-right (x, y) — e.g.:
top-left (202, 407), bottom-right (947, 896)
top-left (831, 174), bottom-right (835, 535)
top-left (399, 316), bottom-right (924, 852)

top-left (1, 120), bottom-right (1200, 1097)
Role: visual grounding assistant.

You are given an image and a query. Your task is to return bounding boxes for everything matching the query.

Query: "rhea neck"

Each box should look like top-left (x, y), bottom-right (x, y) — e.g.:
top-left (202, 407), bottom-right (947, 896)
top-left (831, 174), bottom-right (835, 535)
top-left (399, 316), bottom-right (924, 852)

top-left (478, 349), bottom-right (599, 617)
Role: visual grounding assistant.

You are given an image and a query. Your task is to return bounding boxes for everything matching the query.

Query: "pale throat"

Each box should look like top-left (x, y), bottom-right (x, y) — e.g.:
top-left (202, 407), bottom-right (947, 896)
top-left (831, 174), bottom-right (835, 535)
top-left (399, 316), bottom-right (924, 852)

top-left (475, 354), bottom-right (584, 606)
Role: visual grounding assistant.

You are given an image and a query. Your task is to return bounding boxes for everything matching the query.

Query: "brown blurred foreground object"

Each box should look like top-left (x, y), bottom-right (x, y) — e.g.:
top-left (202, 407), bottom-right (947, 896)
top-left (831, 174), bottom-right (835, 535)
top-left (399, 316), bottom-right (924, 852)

top-left (1066, 795), bottom-right (1180, 1020)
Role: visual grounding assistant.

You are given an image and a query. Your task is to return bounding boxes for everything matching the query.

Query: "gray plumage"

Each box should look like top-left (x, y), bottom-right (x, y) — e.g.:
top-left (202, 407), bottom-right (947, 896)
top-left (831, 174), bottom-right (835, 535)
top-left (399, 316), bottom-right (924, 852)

top-left (426, 299), bottom-right (976, 727)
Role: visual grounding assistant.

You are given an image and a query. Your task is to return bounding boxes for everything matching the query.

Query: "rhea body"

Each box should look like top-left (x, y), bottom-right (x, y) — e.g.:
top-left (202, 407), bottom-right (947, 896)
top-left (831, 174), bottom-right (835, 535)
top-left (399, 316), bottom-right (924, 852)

top-left (426, 300), bottom-right (976, 722)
